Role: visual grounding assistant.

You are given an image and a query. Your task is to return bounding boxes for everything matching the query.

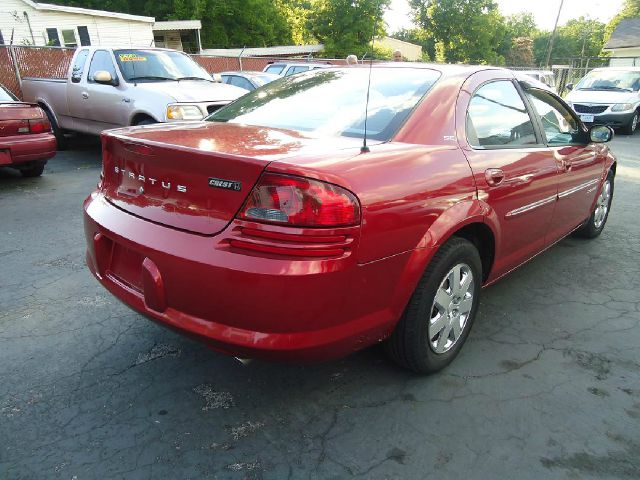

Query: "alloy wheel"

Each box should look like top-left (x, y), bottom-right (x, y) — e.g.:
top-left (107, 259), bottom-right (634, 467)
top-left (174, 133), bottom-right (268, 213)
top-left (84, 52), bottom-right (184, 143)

top-left (428, 263), bottom-right (475, 354)
top-left (593, 179), bottom-right (611, 229)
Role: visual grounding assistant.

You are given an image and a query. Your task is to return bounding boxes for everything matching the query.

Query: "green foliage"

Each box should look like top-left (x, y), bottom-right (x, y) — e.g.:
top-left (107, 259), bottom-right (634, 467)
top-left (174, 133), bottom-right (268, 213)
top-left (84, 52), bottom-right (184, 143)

top-left (605, 0), bottom-right (640, 42)
top-left (276, 0), bottom-right (318, 45)
top-left (532, 17), bottom-right (606, 64)
top-left (307, 0), bottom-right (390, 58)
top-left (409, 0), bottom-right (506, 65)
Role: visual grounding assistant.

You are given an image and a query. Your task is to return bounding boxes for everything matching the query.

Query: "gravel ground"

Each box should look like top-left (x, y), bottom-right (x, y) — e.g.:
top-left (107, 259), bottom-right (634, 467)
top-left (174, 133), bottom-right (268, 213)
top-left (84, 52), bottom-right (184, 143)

top-left (1, 134), bottom-right (639, 479)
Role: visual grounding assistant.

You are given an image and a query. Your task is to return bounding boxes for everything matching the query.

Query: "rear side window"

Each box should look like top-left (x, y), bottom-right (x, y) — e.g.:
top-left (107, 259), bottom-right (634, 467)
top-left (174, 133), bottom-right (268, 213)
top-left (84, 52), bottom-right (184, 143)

top-left (265, 64), bottom-right (284, 74)
top-left (285, 66), bottom-right (309, 76)
top-left (71, 49), bottom-right (89, 83)
top-left (88, 50), bottom-right (117, 83)
top-left (525, 88), bottom-right (582, 146)
top-left (466, 80), bottom-right (537, 148)
top-left (227, 75), bottom-right (253, 90)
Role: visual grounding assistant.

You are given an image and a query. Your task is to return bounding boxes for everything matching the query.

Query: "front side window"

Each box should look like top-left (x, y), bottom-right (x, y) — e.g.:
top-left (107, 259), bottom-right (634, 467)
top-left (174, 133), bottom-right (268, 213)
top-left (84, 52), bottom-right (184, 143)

top-left (88, 50), bottom-right (117, 82)
top-left (466, 80), bottom-right (537, 148)
top-left (208, 67), bottom-right (441, 141)
top-left (525, 88), bottom-right (582, 146)
top-left (71, 49), bottom-right (89, 83)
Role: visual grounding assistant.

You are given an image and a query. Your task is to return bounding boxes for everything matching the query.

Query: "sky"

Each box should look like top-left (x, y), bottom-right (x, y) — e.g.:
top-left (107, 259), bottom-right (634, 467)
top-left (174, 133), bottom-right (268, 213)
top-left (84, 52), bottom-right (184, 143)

top-left (384, 0), bottom-right (624, 33)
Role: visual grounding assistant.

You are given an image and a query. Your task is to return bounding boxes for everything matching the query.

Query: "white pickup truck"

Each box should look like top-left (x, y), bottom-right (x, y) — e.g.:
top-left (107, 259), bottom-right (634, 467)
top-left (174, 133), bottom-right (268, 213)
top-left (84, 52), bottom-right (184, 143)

top-left (21, 47), bottom-right (246, 147)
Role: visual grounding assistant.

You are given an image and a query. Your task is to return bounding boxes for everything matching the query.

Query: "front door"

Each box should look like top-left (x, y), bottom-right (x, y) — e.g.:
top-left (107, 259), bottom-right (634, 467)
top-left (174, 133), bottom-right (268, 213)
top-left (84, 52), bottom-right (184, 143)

top-left (458, 73), bottom-right (559, 279)
top-left (522, 87), bottom-right (604, 244)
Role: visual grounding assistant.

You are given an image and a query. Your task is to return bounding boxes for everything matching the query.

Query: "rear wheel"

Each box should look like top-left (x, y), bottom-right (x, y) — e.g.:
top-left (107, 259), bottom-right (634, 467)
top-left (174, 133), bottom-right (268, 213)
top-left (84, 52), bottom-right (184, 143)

top-left (621, 111), bottom-right (638, 135)
top-left (19, 161), bottom-right (46, 178)
top-left (43, 108), bottom-right (67, 150)
top-left (385, 237), bottom-right (482, 374)
top-left (574, 170), bottom-right (614, 239)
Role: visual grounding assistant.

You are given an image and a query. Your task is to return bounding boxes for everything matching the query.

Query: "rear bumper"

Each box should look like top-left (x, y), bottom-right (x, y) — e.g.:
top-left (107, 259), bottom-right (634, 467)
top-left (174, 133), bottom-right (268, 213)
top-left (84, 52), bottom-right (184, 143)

top-left (582, 111), bottom-right (635, 129)
top-left (83, 192), bottom-right (410, 362)
top-left (0, 133), bottom-right (57, 166)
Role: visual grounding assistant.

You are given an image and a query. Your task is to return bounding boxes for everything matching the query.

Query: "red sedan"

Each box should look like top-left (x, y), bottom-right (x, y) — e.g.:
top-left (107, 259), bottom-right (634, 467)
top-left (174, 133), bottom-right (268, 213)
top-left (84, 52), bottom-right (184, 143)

top-left (0, 84), bottom-right (56, 177)
top-left (84, 65), bottom-right (616, 373)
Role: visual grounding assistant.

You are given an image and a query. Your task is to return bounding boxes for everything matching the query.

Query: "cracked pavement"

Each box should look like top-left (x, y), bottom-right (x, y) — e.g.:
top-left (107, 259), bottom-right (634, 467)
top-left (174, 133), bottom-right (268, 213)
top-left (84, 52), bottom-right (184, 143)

top-left (1, 135), bottom-right (639, 479)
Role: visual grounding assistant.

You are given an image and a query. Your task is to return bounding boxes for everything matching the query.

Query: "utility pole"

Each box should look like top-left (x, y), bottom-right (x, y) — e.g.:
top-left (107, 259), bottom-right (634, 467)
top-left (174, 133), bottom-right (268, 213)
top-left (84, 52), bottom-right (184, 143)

top-left (545, 0), bottom-right (565, 68)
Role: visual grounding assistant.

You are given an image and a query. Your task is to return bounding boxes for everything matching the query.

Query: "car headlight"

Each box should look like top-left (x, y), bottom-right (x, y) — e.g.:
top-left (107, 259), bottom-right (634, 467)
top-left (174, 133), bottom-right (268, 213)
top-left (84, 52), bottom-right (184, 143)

top-left (611, 103), bottom-right (634, 112)
top-left (166, 104), bottom-right (204, 121)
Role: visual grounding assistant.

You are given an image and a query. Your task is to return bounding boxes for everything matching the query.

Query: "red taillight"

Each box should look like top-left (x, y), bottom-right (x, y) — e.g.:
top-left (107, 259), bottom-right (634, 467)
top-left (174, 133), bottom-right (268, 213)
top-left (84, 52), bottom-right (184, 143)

top-left (238, 173), bottom-right (360, 227)
top-left (28, 118), bottom-right (51, 134)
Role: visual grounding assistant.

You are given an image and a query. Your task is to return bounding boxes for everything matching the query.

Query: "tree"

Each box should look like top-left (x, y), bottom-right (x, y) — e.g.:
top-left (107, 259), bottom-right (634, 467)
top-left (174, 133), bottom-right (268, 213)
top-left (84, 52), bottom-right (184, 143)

top-left (307, 0), bottom-right (390, 58)
top-left (505, 37), bottom-right (534, 67)
top-left (605, 0), bottom-right (640, 42)
top-left (276, 0), bottom-right (317, 45)
top-left (532, 17), bottom-right (606, 64)
top-left (409, 0), bottom-right (507, 65)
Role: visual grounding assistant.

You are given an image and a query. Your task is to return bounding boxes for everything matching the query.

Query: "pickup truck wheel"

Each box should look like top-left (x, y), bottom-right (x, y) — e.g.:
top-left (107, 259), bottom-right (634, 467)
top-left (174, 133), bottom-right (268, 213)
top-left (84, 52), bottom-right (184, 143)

top-left (19, 161), bottom-right (46, 178)
top-left (44, 108), bottom-right (67, 150)
top-left (621, 111), bottom-right (638, 135)
top-left (385, 237), bottom-right (482, 374)
top-left (574, 171), bottom-right (614, 239)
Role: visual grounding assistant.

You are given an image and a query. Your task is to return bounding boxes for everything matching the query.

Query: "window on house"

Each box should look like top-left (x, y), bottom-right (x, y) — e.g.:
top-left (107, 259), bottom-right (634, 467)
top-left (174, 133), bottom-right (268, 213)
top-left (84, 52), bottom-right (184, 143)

top-left (154, 35), bottom-right (166, 48)
top-left (61, 29), bottom-right (77, 48)
top-left (77, 26), bottom-right (91, 46)
top-left (0, 30), bottom-right (5, 45)
top-left (46, 28), bottom-right (60, 46)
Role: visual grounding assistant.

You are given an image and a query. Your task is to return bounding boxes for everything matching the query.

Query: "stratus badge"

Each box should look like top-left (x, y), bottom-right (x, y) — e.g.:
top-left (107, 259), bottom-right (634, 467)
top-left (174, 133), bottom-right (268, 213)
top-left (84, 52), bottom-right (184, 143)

top-left (208, 178), bottom-right (242, 191)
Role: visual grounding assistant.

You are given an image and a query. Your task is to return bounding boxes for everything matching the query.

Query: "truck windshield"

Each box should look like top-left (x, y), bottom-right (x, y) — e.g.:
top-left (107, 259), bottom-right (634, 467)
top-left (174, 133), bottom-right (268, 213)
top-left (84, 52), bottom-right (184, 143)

top-left (576, 70), bottom-right (640, 92)
top-left (114, 49), bottom-right (212, 82)
top-left (207, 67), bottom-right (441, 141)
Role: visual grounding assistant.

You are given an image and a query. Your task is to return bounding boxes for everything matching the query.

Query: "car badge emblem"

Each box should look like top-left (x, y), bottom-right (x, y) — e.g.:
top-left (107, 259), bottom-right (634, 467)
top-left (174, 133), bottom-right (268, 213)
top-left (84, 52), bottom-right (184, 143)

top-left (208, 177), bottom-right (242, 191)
top-left (139, 186), bottom-right (145, 194)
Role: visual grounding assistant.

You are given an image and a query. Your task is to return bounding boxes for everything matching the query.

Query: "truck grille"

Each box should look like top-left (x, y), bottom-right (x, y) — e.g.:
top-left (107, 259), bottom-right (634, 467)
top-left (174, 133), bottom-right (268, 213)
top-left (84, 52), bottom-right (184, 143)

top-left (573, 104), bottom-right (609, 114)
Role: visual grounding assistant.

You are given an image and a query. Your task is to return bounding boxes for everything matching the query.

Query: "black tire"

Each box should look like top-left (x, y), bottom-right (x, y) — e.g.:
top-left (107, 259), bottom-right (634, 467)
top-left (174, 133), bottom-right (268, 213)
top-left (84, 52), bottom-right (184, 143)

top-left (385, 237), bottom-right (482, 374)
top-left (43, 107), bottom-right (67, 150)
top-left (621, 111), bottom-right (638, 135)
top-left (574, 170), bottom-right (614, 239)
top-left (134, 117), bottom-right (157, 126)
top-left (19, 161), bottom-right (46, 178)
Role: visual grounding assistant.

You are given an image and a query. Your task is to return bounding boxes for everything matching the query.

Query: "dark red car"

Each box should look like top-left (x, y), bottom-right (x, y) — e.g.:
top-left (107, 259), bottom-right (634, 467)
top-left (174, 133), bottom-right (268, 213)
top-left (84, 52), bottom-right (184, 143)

top-left (84, 65), bottom-right (616, 373)
top-left (0, 84), bottom-right (56, 177)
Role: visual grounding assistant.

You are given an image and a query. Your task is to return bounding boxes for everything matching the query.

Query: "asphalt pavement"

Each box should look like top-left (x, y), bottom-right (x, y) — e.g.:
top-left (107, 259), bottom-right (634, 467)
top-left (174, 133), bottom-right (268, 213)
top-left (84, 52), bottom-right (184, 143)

top-left (1, 134), bottom-right (639, 479)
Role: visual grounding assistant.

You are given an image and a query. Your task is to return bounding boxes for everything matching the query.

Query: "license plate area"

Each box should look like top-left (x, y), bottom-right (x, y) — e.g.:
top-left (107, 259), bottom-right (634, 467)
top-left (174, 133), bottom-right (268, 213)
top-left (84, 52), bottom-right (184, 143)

top-left (108, 242), bottom-right (144, 292)
top-left (580, 114), bottom-right (595, 123)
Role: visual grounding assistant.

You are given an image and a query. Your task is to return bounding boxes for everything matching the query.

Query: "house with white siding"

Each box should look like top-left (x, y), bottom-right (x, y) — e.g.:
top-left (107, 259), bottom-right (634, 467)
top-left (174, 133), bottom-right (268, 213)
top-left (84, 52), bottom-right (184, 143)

top-left (0, 0), bottom-right (199, 50)
top-left (604, 18), bottom-right (640, 66)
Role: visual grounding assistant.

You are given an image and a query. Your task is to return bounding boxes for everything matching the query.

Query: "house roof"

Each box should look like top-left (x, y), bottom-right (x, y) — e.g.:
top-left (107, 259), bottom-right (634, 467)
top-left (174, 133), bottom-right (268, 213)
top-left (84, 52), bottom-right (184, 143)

top-left (604, 18), bottom-right (640, 50)
top-left (153, 20), bottom-right (202, 32)
top-left (201, 44), bottom-right (324, 57)
top-left (20, 0), bottom-right (155, 23)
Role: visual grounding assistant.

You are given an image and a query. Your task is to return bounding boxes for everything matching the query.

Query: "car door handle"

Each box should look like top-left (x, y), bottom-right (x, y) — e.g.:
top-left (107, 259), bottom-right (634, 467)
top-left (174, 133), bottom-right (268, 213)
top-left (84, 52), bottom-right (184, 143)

top-left (81, 92), bottom-right (89, 99)
top-left (561, 159), bottom-right (572, 172)
top-left (485, 168), bottom-right (505, 186)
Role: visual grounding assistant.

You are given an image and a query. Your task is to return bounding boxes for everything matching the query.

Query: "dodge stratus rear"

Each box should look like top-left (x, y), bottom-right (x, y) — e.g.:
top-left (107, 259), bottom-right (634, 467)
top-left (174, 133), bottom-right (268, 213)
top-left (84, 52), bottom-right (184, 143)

top-left (84, 66), bottom-right (615, 373)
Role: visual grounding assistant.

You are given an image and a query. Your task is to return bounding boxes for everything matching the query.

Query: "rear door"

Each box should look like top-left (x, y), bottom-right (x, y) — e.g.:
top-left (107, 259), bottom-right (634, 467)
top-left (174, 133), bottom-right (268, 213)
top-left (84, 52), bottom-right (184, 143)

top-left (523, 87), bottom-right (604, 243)
top-left (458, 72), bottom-right (559, 277)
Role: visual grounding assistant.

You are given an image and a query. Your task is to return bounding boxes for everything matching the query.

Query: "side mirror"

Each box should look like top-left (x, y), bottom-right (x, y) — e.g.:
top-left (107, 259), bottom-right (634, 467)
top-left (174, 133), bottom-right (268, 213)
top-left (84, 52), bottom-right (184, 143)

top-left (94, 70), bottom-right (118, 86)
top-left (590, 125), bottom-right (614, 143)
top-left (565, 83), bottom-right (574, 92)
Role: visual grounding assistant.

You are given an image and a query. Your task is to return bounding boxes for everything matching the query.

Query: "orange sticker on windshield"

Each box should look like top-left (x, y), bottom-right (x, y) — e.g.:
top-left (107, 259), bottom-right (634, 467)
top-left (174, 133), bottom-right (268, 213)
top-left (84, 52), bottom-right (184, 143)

top-left (119, 54), bottom-right (147, 62)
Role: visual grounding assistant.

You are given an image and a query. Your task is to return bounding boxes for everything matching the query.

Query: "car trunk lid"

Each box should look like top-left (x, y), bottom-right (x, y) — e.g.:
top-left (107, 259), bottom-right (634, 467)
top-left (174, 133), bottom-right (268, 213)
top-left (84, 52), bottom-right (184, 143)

top-left (0, 102), bottom-right (43, 137)
top-left (100, 122), bottom-right (362, 235)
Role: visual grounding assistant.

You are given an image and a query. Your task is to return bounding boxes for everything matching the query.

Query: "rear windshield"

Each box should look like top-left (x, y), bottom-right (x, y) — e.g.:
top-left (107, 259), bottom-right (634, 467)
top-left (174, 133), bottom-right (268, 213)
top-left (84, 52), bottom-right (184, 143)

top-left (576, 70), bottom-right (640, 92)
top-left (207, 67), bottom-right (441, 141)
top-left (264, 64), bottom-right (285, 75)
